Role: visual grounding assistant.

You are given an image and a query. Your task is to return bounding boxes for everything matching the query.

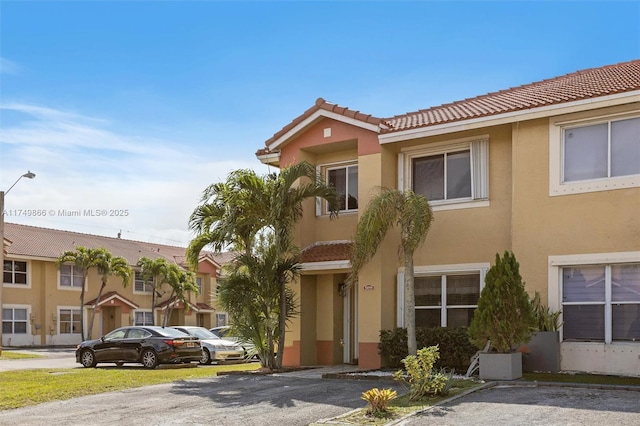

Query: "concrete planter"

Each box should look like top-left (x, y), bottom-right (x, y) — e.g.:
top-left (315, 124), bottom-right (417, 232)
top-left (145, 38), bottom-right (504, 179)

top-left (479, 352), bottom-right (522, 380)
top-left (522, 331), bottom-right (560, 373)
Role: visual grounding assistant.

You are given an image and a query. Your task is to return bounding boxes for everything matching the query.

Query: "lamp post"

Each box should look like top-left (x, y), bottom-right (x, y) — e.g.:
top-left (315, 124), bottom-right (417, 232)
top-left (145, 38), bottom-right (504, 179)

top-left (0, 171), bottom-right (36, 356)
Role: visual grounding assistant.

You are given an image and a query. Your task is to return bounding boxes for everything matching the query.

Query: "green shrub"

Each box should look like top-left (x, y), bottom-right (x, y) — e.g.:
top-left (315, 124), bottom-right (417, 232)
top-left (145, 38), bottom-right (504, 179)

top-left (393, 345), bottom-right (450, 400)
top-left (379, 327), bottom-right (477, 372)
top-left (468, 251), bottom-right (536, 352)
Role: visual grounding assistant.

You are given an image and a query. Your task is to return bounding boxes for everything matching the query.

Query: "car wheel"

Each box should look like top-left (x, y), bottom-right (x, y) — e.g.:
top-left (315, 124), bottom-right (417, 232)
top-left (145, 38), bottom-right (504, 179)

top-left (80, 349), bottom-right (97, 368)
top-left (200, 349), bottom-right (211, 365)
top-left (141, 349), bottom-right (158, 369)
top-left (115, 362), bottom-right (124, 367)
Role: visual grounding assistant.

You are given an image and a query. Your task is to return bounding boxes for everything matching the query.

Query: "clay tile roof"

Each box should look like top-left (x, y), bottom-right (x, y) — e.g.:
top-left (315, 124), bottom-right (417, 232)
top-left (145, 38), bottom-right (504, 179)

top-left (262, 98), bottom-right (386, 149)
top-left (3, 222), bottom-right (232, 269)
top-left (85, 291), bottom-right (139, 309)
top-left (383, 59), bottom-right (640, 133)
top-left (196, 302), bottom-right (214, 311)
top-left (301, 240), bottom-right (352, 263)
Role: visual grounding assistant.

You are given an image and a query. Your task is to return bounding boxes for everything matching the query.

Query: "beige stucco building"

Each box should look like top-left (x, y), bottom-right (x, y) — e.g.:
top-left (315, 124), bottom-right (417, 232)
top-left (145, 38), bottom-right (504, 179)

top-left (256, 60), bottom-right (640, 375)
top-left (2, 223), bottom-right (231, 347)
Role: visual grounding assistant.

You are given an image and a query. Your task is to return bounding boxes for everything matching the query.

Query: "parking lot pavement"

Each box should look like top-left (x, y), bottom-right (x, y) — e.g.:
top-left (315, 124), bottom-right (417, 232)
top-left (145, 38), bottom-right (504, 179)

top-left (0, 347), bottom-right (78, 372)
top-left (397, 383), bottom-right (640, 426)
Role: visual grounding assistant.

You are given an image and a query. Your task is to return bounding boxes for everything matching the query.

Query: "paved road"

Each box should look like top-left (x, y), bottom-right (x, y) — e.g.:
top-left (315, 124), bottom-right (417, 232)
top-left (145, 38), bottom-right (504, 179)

top-left (2, 348), bottom-right (640, 425)
top-left (398, 383), bottom-right (640, 426)
top-left (0, 347), bottom-right (77, 372)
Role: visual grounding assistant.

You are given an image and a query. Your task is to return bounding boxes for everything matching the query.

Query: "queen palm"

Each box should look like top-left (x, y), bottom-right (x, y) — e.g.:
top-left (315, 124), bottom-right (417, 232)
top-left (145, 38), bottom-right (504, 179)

top-left (56, 247), bottom-right (108, 340)
top-left (87, 252), bottom-right (132, 339)
top-left (137, 256), bottom-right (172, 324)
top-left (161, 265), bottom-right (199, 327)
top-left (348, 188), bottom-right (433, 356)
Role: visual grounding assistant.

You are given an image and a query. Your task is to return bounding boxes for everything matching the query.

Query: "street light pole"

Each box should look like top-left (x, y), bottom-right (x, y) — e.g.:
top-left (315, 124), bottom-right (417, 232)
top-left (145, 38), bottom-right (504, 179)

top-left (1, 171), bottom-right (36, 356)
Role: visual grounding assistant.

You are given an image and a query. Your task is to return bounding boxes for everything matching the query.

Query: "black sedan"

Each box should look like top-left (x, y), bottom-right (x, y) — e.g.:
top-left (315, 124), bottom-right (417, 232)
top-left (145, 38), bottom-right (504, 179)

top-left (76, 326), bottom-right (202, 369)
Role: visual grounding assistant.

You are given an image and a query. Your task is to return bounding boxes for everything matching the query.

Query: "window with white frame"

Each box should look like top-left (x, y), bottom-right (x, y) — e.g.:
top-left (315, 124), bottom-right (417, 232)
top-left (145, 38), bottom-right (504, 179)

top-left (134, 271), bottom-right (154, 293)
top-left (59, 264), bottom-right (84, 288)
top-left (59, 308), bottom-right (81, 334)
top-left (196, 277), bottom-right (203, 295)
top-left (216, 313), bottom-right (227, 327)
top-left (3, 260), bottom-right (27, 285)
top-left (562, 263), bottom-right (640, 342)
top-left (134, 311), bottom-right (154, 326)
top-left (563, 116), bottom-right (640, 183)
top-left (401, 138), bottom-right (489, 209)
top-left (327, 164), bottom-right (358, 213)
top-left (2, 307), bottom-right (28, 334)
top-left (414, 273), bottom-right (481, 328)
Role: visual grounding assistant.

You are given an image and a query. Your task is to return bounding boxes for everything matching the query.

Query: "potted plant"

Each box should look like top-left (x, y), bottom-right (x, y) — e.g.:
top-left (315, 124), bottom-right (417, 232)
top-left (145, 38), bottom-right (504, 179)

top-left (468, 251), bottom-right (535, 380)
top-left (522, 291), bottom-right (562, 372)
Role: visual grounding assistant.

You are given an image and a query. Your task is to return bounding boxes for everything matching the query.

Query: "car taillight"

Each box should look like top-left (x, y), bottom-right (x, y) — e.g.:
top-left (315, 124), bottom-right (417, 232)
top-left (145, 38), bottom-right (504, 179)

top-left (163, 339), bottom-right (184, 347)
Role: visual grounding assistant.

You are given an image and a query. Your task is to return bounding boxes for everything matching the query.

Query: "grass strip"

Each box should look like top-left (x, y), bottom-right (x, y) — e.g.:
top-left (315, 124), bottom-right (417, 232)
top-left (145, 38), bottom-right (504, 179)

top-left (0, 363), bottom-right (260, 410)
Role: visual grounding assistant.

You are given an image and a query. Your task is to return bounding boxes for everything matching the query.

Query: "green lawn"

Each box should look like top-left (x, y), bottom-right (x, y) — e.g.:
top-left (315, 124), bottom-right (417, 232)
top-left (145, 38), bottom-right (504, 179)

top-left (0, 351), bottom-right (45, 360)
top-left (0, 363), bottom-right (260, 410)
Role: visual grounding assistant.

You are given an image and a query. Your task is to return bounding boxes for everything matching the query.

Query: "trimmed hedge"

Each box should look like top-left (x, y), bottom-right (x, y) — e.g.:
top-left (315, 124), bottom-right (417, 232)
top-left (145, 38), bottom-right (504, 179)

top-left (378, 327), bottom-right (477, 372)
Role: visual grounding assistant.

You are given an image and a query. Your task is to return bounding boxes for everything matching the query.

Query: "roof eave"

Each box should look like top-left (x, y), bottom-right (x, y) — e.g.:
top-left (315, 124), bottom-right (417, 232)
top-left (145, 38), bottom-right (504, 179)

top-left (267, 109), bottom-right (381, 152)
top-left (257, 151), bottom-right (281, 167)
top-left (379, 90), bottom-right (640, 144)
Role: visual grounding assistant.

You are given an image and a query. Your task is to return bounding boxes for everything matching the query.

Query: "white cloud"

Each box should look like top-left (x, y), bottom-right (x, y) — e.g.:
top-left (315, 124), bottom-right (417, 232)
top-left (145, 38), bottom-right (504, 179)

top-left (1, 103), bottom-right (270, 247)
top-left (0, 57), bottom-right (20, 74)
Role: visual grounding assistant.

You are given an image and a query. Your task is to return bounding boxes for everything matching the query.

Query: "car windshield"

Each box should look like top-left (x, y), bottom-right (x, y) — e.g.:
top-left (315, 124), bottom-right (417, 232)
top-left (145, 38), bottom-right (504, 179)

top-left (183, 327), bottom-right (220, 340)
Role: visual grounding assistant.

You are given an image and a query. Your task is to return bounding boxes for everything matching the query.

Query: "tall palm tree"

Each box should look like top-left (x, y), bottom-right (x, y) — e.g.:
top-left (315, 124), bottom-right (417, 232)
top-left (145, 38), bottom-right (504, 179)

top-left (161, 264), bottom-right (199, 327)
top-left (136, 256), bottom-right (172, 324)
top-left (87, 252), bottom-right (132, 339)
top-left (347, 188), bottom-right (433, 356)
top-left (264, 162), bottom-right (340, 366)
top-left (56, 247), bottom-right (105, 340)
top-left (187, 161), bottom-right (339, 369)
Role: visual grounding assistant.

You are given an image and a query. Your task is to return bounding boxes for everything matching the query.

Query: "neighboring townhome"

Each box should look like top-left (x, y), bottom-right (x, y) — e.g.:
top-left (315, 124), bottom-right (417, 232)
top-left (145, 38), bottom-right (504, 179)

top-left (255, 60), bottom-right (640, 375)
top-left (2, 223), bottom-right (232, 347)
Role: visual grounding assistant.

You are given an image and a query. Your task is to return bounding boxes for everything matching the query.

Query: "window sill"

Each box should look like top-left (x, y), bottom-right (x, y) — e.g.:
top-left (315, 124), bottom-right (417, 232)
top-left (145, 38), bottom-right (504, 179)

top-left (550, 175), bottom-right (639, 197)
top-left (431, 199), bottom-right (490, 212)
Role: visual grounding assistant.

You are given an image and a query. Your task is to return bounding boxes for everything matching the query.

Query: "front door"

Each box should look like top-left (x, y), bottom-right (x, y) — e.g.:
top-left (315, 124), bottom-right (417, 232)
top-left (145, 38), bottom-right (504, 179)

top-left (343, 284), bottom-right (358, 364)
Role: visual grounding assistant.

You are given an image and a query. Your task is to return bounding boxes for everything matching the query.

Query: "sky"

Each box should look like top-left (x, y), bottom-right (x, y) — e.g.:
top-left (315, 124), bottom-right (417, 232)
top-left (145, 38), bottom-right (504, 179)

top-left (1, 0), bottom-right (639, 247)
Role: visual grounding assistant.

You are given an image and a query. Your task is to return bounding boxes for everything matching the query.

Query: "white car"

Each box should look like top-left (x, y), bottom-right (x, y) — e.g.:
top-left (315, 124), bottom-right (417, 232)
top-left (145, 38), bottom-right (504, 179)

top-left (172, 326), bottom-right (245, 365)
top-left (210, 326), bottom-right (258, 360)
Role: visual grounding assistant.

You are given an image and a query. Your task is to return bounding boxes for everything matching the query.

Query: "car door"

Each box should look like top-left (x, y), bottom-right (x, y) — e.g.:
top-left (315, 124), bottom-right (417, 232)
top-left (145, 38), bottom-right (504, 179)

top-left (94, 328), bottom-right (128, 362)
top-left (121, 328), bottom-right (148, 361)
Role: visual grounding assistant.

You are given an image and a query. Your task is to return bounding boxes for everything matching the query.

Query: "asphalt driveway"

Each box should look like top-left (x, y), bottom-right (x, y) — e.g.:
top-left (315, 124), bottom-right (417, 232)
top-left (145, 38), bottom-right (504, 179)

top-left (2, 349), bottom-right (640, 425)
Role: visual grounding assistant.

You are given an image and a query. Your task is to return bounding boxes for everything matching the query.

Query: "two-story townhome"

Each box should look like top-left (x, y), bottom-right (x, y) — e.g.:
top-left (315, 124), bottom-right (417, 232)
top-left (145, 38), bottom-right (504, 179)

top-left (2, 223), bottom-right (232, 347)
top-left (256, 60), bottom-right (640, 376)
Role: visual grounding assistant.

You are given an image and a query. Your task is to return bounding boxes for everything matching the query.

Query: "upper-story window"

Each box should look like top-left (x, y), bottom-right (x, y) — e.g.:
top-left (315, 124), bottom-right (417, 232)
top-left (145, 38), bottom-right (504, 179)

top-left (563, 116), bottom-right (640, 183)
top-left (134, 271), bottom-right (154, 293)
top-left (59, 264), bottom-right (84, 289)
top-left (3, 260), bottom-right (27, 285)
top-left (550, 112), bottom-right (640, 196)
top-left (327, 164), bottom-right (358, 212)
top-left (196, 277), bottom-right (203, 295)
top-left (401, 138), bottom-right (489, 210)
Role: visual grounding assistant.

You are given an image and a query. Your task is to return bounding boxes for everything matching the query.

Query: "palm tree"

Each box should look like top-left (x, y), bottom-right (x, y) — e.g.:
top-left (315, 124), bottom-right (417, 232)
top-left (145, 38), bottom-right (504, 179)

top-left (264, 162), bottom-right (340, 366)
top-left (136, 256), bottom-right (172, 325)
top-left (188, 169), bottom-right (268, 263)
top-left (87, 252), bottom-right (132, 339)
top-left (161, 264), bottom-right (199, 327)
top-left (218, 237), bottom-right (299, 369)
top-left (56, 247), bottom-right (105, 340)
top-left (347, 188), bottom-right (433, 356)
top-left (187, 162), bottom-right (339, 369)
